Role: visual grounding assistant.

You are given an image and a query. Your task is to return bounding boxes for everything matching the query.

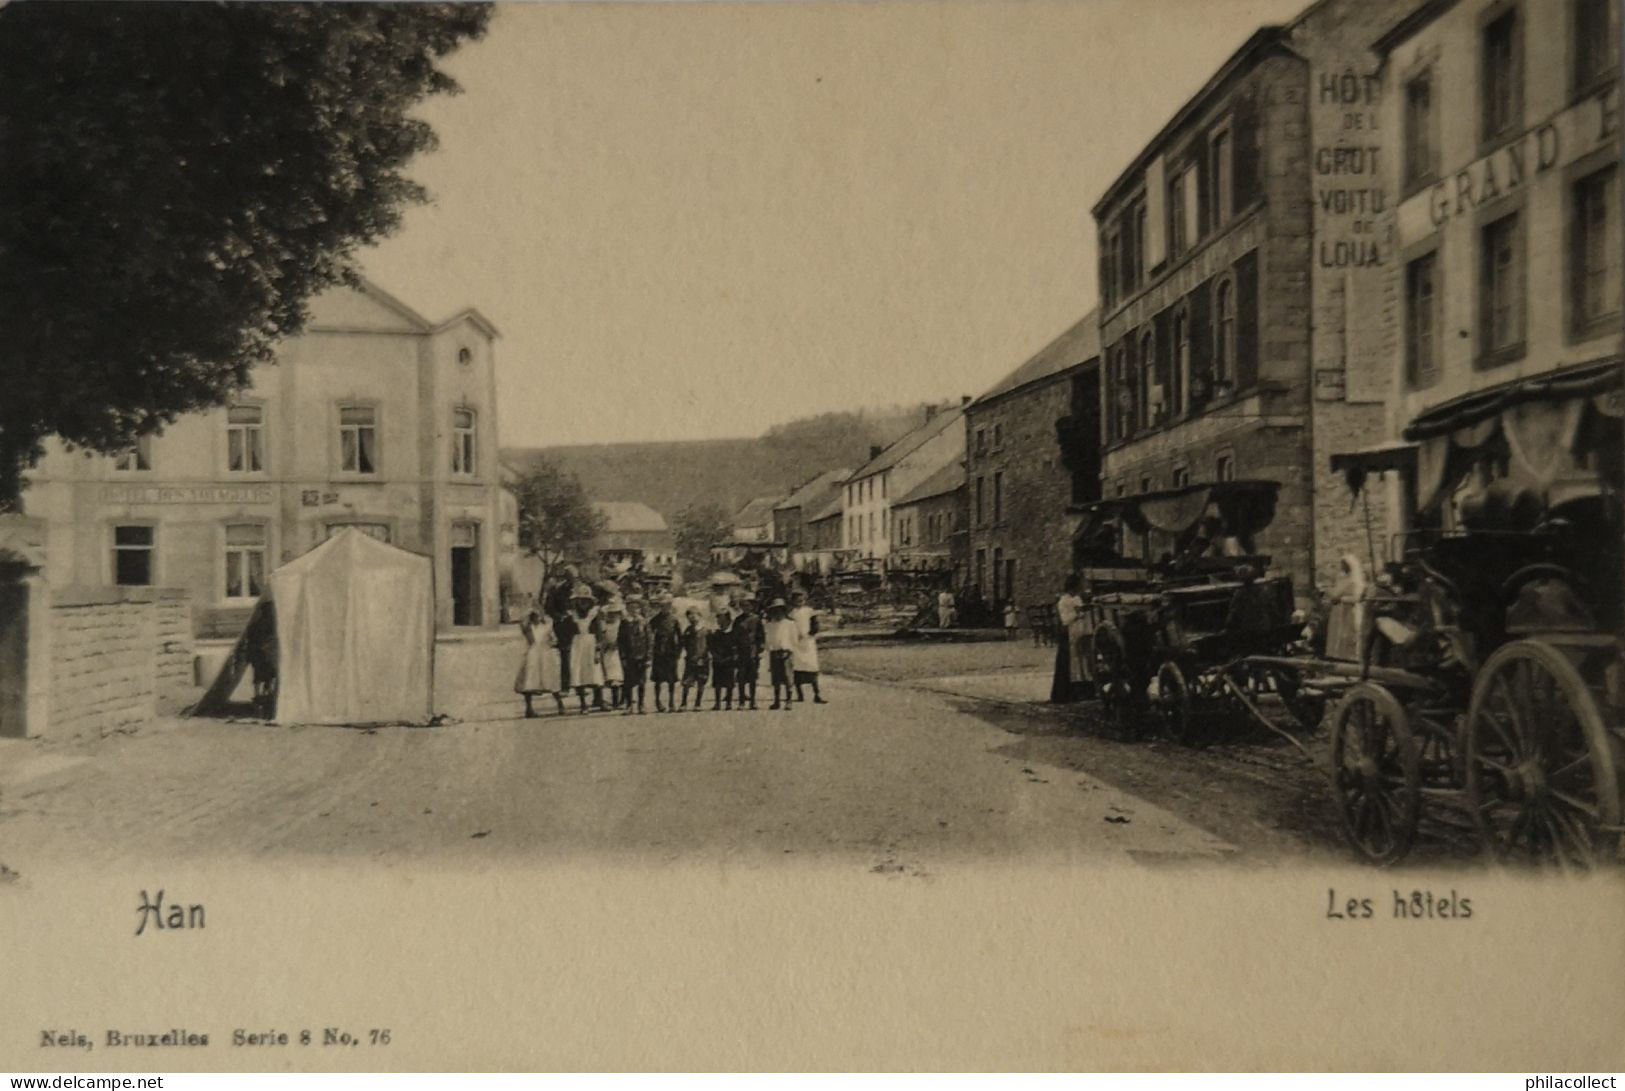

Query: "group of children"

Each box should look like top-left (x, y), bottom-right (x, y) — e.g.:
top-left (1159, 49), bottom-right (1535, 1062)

top-left (516, 582), bottom-right (829, 717)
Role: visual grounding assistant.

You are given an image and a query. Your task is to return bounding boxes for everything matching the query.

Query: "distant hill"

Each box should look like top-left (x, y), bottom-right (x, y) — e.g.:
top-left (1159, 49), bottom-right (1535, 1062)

top-left (503, 403), bottom-right (956, 520)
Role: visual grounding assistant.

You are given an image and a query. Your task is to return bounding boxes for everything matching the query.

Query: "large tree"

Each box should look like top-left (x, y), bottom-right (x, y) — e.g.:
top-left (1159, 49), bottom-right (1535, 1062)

top-left (0, 2), bottom-right (492, 508)
top-left (510, 458), bottom-right (607, 587)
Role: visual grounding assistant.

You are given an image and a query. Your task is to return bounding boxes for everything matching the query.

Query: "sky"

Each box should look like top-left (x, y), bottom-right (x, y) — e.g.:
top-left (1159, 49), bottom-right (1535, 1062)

top-left (360, 0), bottom-right (1314, 449)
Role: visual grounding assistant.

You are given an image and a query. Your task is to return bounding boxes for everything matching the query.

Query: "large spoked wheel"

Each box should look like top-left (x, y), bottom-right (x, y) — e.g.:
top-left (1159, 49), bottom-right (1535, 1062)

top-left (1330, 682), bottom-right (1421, 866)
top-left (1464, 640), bottom-right (1622, 871)
top-left (1092, 624), bottom-right (1143, 741)
top-left (1152, 659), bottom-right (1198, 746)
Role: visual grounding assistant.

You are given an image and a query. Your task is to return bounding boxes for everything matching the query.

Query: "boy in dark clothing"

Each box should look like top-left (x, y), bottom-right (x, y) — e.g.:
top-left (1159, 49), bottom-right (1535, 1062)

top-left (707, 609), bottom-right (739, 711)
top-left (649, 594), bottom-right (682, 712)
top-left (732, 599), bottom-right (764, 710)
top-left (679, 609), bottom-right (709, 711)
top-left (617, 597), bottom-right (652, 714)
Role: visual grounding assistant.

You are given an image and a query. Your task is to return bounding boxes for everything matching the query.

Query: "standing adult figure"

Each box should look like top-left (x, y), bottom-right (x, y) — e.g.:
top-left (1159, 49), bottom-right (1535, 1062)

top-left (1051, 574), bottom-right (1090, 703)
top-left (788, 589), bottom-right (827, 704)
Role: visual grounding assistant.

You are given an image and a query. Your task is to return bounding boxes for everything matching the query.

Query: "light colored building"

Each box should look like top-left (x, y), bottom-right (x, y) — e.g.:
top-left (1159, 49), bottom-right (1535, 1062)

top-left (1371, 0), bottom-right (1621, 536)
top-left (729, 495), bottom-right (782, 543)
top-left (840, 402), bottom-right (967, 568)
top-left (23, 279), bottom-right (510, 636)
top-left (592, 500), bottom-right (678, 580)
top-left (773, 468), bottom-right (850, 569)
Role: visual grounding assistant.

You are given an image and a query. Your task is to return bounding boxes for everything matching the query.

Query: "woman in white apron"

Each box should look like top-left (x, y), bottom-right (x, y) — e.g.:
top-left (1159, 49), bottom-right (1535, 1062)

top-left (598, 598), bottom-right (626, 708)
top-left (514, 610), bottom-right (565, 717)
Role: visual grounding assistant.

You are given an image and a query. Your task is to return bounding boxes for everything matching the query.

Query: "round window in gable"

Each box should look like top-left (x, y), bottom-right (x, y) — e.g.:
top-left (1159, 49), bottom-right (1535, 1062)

top-left (457, 347), bottom-right (473, 366)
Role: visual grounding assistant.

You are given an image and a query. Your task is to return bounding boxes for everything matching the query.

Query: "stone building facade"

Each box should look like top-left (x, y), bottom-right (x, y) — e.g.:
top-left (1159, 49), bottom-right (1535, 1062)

top-left (1091, 0), bottom-right (1418, 597)
top-left (964, 311), bottom-right (1101, 611)
top-left (1371, 0), bottom-right (1620, 533)
top-left (22, 280), bottom-right (511, 637)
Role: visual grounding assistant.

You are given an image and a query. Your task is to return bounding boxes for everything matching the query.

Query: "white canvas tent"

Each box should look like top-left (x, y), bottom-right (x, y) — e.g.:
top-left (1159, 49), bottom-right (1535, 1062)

top-left (270, 528), bottom-right (435, 725)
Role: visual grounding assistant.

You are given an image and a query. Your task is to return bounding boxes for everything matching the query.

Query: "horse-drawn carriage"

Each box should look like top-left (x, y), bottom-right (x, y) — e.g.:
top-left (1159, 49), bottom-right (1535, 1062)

top-left (1075, 480), bottom-right (1313, 743)
top-left (1250, 366), bottom-right (1624, 868)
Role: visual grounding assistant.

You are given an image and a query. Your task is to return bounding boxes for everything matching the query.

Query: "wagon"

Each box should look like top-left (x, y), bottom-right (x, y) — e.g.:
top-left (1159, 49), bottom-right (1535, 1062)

top-left (1073, 480), bottom-right (1310, 743)
top-left (1232, 363), bottom-right (1624, 868)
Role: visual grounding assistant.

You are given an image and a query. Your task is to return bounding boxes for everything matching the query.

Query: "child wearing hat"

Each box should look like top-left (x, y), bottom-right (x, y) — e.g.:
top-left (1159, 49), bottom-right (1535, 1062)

top-left (732, 597), bottom-right (764, 710)
top-left (555, 583), bottom-right (603, 714)
top-left (764, 598), bottom-right (798, 711)
top-left (649, 593), bottom-right (682, 712)
top-left (678, 608), bottom-right (709, 711)
top-left (707, 607), bottom-right (739, 711)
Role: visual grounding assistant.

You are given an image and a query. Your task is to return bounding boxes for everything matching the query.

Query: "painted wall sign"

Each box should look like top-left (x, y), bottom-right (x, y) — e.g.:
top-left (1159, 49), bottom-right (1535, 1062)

top-left (1313, 66), bottom-right (1388, 269)
top-left (1402, 86), bottom-right (1620, 239)
top-left (98, 484), bottom-right (275, 505)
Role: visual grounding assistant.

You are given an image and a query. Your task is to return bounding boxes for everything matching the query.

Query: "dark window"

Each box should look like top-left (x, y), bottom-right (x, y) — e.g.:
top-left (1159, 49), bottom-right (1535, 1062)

top-left (1480, 211), bottom-right (1525, 364)
top-left (113, 525), bottom-right (154, 586)
top-left (1406, 252), bottom-right (1440, 388)
top-left (1404, 71), bottom-right (1437, 189)
top-left (1216, 455), bottom-right (1235, 482)
top-left (1172, 310), bottom-right (1190, 417)
top-left (992, 422), bottom-right (1003, 448)
top-left (1138, 330), bottom-right (1155, 431)
top-left (1172, 467), bottom-right (1190, 488)
top-left (1574, 165), bottom-right (1622, 333)
top-left (1210, 128), bottom-right (1232, 227)
top-left (1133, 201), bottom-right (1148, 288)
top-left (992, 471), bottom-right (1004, 523)
top-left (1102, 228), bottom-right (1120, 309)
top-left (975, 476), bottom-right (985, 524)
top-left (1214, 279), bottom-right (1236, 388)
top-left (1574, 0), bottom-right (1620, 94)
top-left (974, 427), bottom-right (986, 455)
top-left (1482, 9), bottom-right (1522, 144)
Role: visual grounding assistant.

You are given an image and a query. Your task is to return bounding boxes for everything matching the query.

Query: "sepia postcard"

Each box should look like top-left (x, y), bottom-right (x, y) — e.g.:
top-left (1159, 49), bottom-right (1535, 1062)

top-left (1, 0), bottom-right (1622, 1073)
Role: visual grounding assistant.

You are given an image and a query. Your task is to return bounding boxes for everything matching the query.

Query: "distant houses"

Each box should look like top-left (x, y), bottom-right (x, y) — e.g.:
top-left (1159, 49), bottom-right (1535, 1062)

top-left (592, 501), bottom-right (678, 584)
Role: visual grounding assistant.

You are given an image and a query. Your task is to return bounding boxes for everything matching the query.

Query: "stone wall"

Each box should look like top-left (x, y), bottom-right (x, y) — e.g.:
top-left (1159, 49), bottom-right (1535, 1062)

top-left (46, 586), bottom-right (194, 738)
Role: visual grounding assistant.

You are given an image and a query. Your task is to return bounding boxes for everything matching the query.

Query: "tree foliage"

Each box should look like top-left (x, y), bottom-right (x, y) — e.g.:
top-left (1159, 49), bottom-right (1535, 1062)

top-left (671, 502), bottom-right (732, 577)
top-left (511, 458), bottom-right (607, 584)
top-left (0, 2), bottom-right (492, 507)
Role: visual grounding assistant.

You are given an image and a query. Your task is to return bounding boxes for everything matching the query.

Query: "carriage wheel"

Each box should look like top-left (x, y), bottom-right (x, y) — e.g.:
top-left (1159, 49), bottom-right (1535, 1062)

top-left (1464, 640), bottom-right (1622, 871)
top-left (1092, 625), bottom-right (1143, 741)
top-left (1330, 683), bottom-right (1421, 866)
top-left (1152, 659), bottom-right (1198, 746)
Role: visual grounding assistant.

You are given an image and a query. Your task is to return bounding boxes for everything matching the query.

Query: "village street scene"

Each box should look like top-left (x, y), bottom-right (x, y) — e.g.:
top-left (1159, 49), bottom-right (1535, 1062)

top-left (0, 0), bottom-right (1621, 879)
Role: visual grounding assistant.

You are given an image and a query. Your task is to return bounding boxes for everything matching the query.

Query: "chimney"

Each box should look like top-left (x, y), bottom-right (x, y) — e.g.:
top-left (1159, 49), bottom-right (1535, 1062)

top-left (924, 404), bottom-right (938, 421)
top-left (960, 394), bottom-right (971, 405)
top-left (869, 445), bottom-right (884, 460)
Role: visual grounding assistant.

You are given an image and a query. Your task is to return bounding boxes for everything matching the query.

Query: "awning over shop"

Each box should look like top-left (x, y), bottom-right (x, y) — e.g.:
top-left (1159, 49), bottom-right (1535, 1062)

top-left (1402, 360), bottom-right (1623, 525)
top-left (1070, 479), bottom-right (1281, 542)
top-left (1329, 442), bottom-right (1418, 494)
